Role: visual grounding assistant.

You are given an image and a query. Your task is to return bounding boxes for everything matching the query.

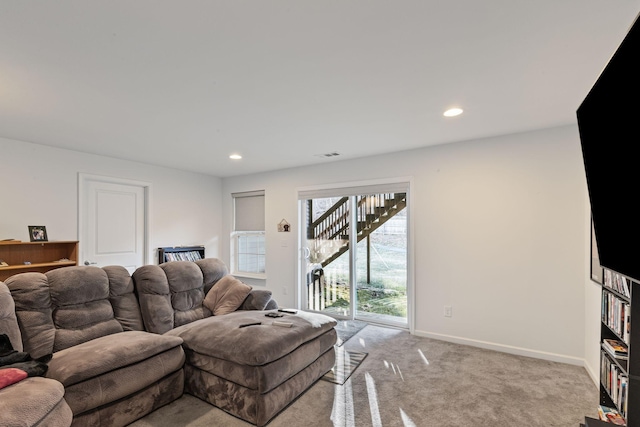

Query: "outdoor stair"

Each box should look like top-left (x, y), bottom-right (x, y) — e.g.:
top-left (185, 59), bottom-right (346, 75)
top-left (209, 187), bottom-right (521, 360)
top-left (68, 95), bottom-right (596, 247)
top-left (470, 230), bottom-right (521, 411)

top-left (307, 193), bottom-right (406, 268)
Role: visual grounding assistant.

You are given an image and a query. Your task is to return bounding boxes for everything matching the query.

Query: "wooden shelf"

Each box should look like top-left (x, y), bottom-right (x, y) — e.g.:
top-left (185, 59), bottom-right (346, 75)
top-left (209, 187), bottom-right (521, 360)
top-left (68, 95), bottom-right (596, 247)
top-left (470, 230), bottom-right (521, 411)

top-left (0, 241), bottom-right (79, 281)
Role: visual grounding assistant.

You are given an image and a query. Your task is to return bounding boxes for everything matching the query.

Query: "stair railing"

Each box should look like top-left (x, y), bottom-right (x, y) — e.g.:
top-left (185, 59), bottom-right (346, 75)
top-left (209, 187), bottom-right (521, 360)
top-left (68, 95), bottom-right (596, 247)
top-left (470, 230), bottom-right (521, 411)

top-left (306, 192), bottom-right (406, 311)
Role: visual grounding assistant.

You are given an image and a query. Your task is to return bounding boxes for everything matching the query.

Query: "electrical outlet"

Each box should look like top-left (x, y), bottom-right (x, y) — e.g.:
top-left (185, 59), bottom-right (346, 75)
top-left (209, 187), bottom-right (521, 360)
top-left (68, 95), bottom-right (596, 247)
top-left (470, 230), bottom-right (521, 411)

top-left (282, 286), bottom-right (288, 295)
top-left (444, 306), bottom-right (452, 317)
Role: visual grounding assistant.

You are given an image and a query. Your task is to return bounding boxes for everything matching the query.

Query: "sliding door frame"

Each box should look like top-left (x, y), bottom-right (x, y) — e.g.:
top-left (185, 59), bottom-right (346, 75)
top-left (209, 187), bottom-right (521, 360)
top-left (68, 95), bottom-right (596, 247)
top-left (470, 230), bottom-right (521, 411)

top-left (297, 177), bottom-right (415, 333)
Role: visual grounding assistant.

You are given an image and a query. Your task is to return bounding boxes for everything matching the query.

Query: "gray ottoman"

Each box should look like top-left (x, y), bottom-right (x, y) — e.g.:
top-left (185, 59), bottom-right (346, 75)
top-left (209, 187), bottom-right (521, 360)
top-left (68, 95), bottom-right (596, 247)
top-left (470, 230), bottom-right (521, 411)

top-left (166, 310), bottom-right (337, 426)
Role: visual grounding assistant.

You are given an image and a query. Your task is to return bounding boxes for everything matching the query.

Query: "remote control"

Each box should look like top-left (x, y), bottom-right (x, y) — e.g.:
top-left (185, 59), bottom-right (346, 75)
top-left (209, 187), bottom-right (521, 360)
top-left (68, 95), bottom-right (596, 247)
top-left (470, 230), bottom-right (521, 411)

top-left (272, 320), bottom-right (293, 328)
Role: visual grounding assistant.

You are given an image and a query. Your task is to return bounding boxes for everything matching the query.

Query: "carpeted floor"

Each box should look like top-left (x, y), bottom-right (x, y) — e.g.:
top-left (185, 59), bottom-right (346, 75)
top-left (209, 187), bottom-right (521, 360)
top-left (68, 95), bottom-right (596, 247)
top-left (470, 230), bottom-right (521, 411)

top-left (334, 319), bottom-right (368, 346)
top-left (129, 325), bottom-right (599, 427)
top-left (321, 347), bottom-right (368, 385)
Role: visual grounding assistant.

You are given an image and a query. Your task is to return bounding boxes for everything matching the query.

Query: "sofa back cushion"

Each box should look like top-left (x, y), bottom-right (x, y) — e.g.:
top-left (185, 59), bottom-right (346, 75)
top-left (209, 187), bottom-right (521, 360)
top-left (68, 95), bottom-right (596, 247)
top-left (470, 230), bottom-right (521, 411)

top-left (133, 258), bottom-right (229, 334)
top-left (6, 266), bottom-right (144, 359)
top-left (104, 265), bottom-right (145, 332)
top-left (0, 282), bottom-right (23, 352)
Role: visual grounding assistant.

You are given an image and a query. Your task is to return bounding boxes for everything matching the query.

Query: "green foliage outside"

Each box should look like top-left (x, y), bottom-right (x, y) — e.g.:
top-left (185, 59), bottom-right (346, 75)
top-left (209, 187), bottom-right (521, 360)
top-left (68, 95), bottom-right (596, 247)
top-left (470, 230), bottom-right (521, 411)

top-left (319, 231), bottom-right (407, 319)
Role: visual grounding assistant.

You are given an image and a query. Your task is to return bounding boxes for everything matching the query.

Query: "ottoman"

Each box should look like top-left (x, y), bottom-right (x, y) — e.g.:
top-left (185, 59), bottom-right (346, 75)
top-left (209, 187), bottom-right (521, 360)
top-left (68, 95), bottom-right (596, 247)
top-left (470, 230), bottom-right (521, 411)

top-left (166, 310), bottom-right (337, 426)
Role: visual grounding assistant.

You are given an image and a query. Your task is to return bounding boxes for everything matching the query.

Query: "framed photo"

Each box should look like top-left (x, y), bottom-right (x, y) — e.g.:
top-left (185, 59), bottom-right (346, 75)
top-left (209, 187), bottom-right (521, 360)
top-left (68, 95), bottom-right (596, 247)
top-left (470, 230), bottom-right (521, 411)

top-left (28, 226), bottom-right (48, 242)
top-left (590, 216), bottom-right (603, 284)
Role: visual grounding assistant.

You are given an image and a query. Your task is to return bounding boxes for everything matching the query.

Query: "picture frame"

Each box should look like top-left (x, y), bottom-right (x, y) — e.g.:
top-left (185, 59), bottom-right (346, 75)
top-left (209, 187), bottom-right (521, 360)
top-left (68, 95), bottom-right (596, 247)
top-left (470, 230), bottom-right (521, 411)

top-left (590, 216), bottom-right (603, 284)
top-left (28, 225), bottom-right (48, 242)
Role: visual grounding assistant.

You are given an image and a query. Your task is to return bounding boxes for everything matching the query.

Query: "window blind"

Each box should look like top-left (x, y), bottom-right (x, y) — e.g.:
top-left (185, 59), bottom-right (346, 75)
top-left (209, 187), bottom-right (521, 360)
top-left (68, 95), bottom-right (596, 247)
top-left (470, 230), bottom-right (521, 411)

top-left (233, 191), bottom-right (265, 231)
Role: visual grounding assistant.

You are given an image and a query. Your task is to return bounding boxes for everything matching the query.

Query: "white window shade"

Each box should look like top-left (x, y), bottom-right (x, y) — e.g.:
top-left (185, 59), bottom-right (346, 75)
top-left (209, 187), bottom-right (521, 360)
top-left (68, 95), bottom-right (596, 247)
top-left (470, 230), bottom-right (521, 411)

top-left (231, 190), bottom-right (266, 278)
top-left (233, 191), bottom-right (265, 231)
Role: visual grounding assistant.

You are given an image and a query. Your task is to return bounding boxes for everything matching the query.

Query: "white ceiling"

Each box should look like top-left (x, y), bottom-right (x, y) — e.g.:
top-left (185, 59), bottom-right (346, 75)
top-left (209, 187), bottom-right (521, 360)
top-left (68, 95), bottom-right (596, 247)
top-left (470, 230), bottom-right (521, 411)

top-left (1, 1), bottom-right (639, 178)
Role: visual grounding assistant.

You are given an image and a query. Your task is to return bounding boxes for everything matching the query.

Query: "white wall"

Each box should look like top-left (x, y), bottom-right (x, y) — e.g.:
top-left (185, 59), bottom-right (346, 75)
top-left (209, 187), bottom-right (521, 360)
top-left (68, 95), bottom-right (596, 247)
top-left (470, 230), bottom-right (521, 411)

top-left (222, 125), bottom-right (596, 365)
top-left (0, 136), bottom-right (222, 263)
top-left (1, 127), bottom-right (602, 374)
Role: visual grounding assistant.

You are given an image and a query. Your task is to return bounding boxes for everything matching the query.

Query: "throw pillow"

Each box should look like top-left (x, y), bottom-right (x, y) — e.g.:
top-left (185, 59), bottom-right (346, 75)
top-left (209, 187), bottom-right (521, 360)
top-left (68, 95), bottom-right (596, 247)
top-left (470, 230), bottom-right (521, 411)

top-left (241, 289), bottom-right (273, 310)
top-left (203, 275), bottom-right (252, 316)
top-left (0, 368), bottom-right (27, 389)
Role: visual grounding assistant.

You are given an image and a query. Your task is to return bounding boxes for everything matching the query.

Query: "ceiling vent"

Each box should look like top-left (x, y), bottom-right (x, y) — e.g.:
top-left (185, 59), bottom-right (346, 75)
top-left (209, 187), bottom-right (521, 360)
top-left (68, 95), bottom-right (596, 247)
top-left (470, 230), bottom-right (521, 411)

top-left (314, 152), bottom-right (341, 158)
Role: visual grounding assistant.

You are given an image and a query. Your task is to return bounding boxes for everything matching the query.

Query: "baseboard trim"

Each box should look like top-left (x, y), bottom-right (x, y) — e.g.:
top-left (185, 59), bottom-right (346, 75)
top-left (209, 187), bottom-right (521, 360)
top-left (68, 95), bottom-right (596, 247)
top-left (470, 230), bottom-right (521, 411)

top-left (583, 359), bottom-right (600, 388)
top-left (413, 329), bottom-right (585, 367)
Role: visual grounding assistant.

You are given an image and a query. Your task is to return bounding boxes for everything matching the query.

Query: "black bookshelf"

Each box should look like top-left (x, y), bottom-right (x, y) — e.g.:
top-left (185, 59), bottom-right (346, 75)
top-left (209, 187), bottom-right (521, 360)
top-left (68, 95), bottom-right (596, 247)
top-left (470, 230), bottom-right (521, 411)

top-left (158, 246), bottom-right (205, 264)
top-left (589, 268), bottom-right (640, 425)
top-left (582, 417), bottom-right (612, 427)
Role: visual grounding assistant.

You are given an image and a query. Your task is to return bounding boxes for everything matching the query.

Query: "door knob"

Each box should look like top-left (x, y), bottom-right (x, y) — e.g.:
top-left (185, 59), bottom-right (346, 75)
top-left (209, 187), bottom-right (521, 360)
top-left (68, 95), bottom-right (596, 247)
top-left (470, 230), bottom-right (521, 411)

top-left (84, 261), bottom-right (97, 266)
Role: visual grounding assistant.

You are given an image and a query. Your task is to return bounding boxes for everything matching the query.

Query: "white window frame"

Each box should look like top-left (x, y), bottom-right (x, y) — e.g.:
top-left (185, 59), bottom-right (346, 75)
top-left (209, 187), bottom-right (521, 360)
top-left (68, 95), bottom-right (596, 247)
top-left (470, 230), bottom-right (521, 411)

top-left (231, 191), bottom-right (266, 279)
top-left (231, 231), bottom-right (266, 279)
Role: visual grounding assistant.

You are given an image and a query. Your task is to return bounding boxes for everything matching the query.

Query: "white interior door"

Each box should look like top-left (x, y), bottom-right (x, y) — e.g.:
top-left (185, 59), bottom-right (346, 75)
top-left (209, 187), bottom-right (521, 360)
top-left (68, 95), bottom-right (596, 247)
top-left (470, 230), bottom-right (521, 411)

top-left (79, 174), bottom-right (149, 274)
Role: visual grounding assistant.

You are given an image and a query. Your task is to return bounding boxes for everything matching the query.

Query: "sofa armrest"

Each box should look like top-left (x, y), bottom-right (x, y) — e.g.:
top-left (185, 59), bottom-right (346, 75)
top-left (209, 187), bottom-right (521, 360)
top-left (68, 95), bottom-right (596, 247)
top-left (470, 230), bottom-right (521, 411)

top-left (0, 377), bottom-right (72, 427)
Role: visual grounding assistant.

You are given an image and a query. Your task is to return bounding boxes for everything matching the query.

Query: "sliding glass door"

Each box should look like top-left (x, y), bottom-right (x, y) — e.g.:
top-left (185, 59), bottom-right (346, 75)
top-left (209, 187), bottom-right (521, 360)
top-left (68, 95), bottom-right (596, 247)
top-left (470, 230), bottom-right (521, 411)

top-left (300, 185), bottom-right (408, 327)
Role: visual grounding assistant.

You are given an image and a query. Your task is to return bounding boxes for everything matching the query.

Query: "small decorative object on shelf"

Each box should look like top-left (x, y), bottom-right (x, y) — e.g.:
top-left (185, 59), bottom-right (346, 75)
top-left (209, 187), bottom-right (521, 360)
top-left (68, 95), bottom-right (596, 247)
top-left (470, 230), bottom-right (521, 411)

top-left (28, 226), bottom-right (48, 242)
top-left (158, 246), bottom-right (205, 264)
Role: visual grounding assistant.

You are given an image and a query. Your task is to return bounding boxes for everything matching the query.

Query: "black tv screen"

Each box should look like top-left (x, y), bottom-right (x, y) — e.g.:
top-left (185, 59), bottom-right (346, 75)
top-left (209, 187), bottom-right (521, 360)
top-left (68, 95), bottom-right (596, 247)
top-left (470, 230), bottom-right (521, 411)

top-left (577, 12), bottom-right (640, 281)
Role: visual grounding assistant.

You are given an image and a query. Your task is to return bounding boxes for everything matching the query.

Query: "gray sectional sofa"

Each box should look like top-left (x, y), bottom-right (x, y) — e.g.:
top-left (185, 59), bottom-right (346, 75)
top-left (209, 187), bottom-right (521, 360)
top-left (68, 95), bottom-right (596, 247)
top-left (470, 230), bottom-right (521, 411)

top-left (1, 281), bottom-right (74, 427)
top-left (0, 258), bottom-right (337, 427)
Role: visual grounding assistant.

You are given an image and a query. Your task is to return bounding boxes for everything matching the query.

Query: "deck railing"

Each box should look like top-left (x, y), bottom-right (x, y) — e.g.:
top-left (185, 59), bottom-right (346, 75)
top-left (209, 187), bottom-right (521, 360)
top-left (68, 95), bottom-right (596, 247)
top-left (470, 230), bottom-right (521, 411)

top-left (306, 193), bottom-right (406, 311)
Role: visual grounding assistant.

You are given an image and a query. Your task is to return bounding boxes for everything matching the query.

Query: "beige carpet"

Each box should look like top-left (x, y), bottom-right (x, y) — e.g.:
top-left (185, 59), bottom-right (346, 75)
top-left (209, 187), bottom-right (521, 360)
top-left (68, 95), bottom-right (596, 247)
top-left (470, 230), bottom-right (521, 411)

top-left (321, 347), bottom-right (368, 385)
top-left (130, 325), bottom-right (599, 427)
top-left (334, 319), bottom-right (368, 346)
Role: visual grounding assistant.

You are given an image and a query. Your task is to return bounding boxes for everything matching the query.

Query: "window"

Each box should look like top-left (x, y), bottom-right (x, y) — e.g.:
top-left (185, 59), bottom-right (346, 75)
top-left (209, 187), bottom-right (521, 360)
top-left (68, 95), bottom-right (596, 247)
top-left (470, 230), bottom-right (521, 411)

top-left (231, 190), bottom-right (265, 278)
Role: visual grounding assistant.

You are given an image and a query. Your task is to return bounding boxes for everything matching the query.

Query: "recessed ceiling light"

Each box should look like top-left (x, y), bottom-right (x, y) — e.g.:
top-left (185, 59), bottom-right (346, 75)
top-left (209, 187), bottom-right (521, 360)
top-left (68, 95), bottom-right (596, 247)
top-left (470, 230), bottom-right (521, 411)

top-left (443, 107), bottom-right (463, 117)
top-left (229, 154), bottom-right (242, 160)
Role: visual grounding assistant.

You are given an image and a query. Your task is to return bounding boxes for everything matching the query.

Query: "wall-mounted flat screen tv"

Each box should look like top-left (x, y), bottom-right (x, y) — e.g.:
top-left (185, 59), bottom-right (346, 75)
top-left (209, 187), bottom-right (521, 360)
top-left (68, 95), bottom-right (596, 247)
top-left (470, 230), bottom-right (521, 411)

top-left (577, 12), bottom-right (640, 281)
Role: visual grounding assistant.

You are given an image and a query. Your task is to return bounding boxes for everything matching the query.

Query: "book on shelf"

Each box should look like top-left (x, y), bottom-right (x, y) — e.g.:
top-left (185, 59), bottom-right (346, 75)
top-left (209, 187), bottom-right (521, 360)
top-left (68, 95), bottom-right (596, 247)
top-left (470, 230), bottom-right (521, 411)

top-left (600, 354), bottom-right (629, 419)
top-left (602, 290), bottom-right (631, 343)
top-left (603, 338), bottom-right (629, 360)
top-left (604, 269), bottom-right (631, 297)
top-left (163, 250), bottom-right (203, 262)
top-left (598, 405), bottom-right (626, 425)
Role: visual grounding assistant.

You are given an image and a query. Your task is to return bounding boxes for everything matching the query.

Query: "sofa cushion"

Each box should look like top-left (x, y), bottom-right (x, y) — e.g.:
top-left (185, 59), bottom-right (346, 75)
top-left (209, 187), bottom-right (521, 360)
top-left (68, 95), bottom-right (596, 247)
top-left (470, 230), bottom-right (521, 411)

top-left (104, 265), bottom-right (145, 331)
top-left (47, 330), bottom-right (183, 386)
top-left (6, 272), bottom-right (57, 359)
top-left (132, 265), bottom-right (175, 334)
top-left (184, 327), bottom-right (337, 392)
top-left (241, 289), bottom-right (274, 311)
top-left (134, 262), bottom-right (207, 333)
top-left (166, 310), bottom-right (337, 366)
top-left (60, 345), bottom-right (185, 415)
top-left (47, 267), bottom-right (125, 353)
top-left (203, 275), bottom-right (252, 315)
top-left (0, 282), bottom-right (22, 352)
top-left (7, 267), bottom-right (147, 360)
top-left (196, 258), bottom-right (229, 294)
top-left (71, 370), bottom-right (183, 427)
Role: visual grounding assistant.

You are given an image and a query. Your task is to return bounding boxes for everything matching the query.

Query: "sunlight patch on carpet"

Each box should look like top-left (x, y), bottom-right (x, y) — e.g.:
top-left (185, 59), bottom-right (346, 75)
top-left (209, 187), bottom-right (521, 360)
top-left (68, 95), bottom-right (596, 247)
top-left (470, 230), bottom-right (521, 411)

top-left (322, 348), bottom-right (368, 385)
top-left (365, 372), bottom-right (382, 427)
top-left (330, 373), bottom-right (355, 426)
top-left (335, 320), bottom-right (367, 346)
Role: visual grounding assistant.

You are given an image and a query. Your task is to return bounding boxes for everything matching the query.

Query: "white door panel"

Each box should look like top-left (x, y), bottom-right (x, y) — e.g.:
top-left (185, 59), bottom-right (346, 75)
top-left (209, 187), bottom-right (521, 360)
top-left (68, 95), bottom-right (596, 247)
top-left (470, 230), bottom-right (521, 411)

top-left (80, 175), bottom-right (148, 272)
